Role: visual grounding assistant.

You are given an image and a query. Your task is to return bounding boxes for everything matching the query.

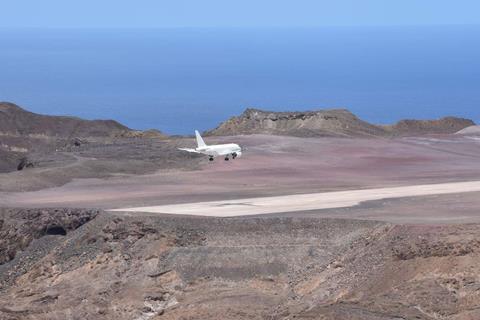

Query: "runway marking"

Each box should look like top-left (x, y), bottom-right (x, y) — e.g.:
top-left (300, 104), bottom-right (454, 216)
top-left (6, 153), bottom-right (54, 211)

top-left (109, 180), bottom-right (480, 217)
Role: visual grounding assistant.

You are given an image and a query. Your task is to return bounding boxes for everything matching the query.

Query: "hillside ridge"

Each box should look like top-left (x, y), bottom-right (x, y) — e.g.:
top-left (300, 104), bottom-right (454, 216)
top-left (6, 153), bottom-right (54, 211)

top-left (0, 102), bottom-right (130, 138)
top-left (207, 107), bottom-right (475, 137)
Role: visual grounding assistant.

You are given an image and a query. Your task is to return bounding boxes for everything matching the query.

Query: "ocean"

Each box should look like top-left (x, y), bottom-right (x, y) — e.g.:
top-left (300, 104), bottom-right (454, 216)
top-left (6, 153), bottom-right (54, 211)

top-left (1, 26), bottom-right (479, 134)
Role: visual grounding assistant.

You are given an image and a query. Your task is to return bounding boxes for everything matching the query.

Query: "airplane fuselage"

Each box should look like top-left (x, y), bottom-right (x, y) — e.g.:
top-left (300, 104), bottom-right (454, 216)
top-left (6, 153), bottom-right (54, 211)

top-left (196, 143), bottom-right (242, 158)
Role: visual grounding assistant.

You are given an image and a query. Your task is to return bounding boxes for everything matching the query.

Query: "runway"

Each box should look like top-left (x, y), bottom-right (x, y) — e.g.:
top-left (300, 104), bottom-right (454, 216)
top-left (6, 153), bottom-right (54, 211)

top-left (109, 180), bottom-right (480, 217)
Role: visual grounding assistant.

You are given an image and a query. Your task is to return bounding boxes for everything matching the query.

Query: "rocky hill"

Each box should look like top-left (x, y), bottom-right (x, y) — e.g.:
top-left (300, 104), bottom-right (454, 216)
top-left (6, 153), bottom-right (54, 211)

top-left (0, 102), bottom-right (130, 138)
top-left (384, 117), bottom-right (475, 136)
top-left (207, 108), bottom-right (475, 137)
top-left (0, 102), bottom-right (175, 174)
top-left (207, 108), bottom-right (387, 137)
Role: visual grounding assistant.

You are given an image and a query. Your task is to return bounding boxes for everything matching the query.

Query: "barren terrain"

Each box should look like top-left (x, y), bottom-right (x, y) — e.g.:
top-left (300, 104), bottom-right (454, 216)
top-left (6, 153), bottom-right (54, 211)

top-left (111, 181), bottom-right (480, 218)
top-left (2, 105), bottom-right (480, 319)
top-left (2, 209), bottom-right (480, 320)
top-left (3, 134), bottom-right (480, 219)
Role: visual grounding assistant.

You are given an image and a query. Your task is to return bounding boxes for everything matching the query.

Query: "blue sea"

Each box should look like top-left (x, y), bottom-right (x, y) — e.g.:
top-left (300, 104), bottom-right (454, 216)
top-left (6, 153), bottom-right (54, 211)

top-left (1, 26), bottom-right (479, 134)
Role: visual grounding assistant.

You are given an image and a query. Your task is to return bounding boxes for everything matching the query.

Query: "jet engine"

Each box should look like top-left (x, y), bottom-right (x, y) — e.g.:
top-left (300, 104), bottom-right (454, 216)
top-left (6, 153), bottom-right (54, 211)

top-left (232, 151), bottom-right (242, 159)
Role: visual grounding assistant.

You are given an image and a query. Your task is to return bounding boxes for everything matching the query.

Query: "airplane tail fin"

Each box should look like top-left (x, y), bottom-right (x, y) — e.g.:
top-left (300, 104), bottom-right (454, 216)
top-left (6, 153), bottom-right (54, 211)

top-left (195, 130), bottom-right (207, 148)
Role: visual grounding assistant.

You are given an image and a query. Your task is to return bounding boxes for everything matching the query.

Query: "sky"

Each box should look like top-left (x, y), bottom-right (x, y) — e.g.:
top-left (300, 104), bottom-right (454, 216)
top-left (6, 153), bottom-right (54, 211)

top-left (1, 0), bottom-right (480, 28)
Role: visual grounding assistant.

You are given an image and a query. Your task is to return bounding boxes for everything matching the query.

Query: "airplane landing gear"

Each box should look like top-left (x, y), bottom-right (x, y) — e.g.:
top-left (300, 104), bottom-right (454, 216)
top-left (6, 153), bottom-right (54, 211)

top-left (224, 157), bottom-right (229, 161)
top-left (209, 156), bottom-right (214, 161)
top-left (232, 152), bottom-right (237, 159)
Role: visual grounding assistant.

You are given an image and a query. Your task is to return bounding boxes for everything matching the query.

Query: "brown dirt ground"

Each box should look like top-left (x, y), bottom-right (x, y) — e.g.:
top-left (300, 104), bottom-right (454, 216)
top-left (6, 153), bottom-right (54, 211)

top-left (2, 134), bottom-right (480, 224)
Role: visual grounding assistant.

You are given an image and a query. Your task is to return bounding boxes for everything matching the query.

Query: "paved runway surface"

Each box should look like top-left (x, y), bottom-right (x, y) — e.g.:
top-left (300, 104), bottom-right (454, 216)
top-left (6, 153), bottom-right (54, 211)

top-left (110, 180), bottom-right (480, 217)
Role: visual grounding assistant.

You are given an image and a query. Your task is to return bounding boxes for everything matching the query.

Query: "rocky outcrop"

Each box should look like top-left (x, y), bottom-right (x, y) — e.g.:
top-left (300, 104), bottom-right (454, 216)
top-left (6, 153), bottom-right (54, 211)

top-left (207, 108), bottom-right (387, 137)
top-left (0, 208), bottom-right (99, 265)
top-left (384, 117), bottom-right (475, 136)
top-left (0, 102), bottom-right (130, 138)
top-left (208, 108), bottom-right (475, 137)
top-left (1, 212), bottom-right (480, 319)
top-left (16, 157), bottom-right (35, 171)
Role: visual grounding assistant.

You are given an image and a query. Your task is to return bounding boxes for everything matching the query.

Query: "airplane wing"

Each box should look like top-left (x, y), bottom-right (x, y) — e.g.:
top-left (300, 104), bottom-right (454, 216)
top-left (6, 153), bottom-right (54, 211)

top-left (178, 148), bottom-right (200, 153)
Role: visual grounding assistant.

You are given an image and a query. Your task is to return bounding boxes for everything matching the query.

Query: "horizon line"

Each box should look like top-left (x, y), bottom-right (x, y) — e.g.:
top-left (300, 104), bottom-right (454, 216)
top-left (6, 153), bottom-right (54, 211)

top-left (1, 24), bottom-right (480, 30)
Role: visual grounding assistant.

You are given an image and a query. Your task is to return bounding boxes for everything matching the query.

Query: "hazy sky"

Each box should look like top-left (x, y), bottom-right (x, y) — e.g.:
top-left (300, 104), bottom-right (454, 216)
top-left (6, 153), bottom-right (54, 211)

top-left (2, 0), bottom-right (480, 28)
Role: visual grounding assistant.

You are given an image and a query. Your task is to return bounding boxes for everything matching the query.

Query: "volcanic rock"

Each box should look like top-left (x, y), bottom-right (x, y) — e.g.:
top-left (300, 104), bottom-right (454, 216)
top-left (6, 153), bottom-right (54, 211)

top-left (16, 157), bottom-right (35, 171)
top-left (207, 108), bottom-right (387, 137)
top-left (384, 117), bottom-right (475, 136)
top-left (0, 102), bottom-right (130, 138)
top-left (208, 108), bottom-right (475, 137)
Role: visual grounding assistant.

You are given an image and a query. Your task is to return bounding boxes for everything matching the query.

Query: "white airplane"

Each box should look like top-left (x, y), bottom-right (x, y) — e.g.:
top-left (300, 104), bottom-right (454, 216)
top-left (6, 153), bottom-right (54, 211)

top-left (179, 130), bottom-right (242, 161)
